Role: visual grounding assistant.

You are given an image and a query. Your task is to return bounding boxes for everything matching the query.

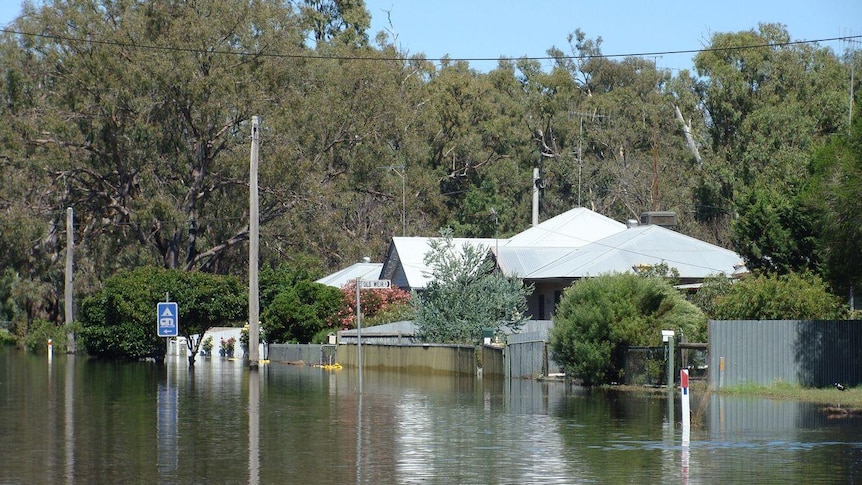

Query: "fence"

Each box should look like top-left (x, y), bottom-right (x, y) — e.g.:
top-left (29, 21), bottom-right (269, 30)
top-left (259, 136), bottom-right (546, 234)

top-left (269, 344), bottom-right (330, 365)
top-left (709, 319), bottom-right (862, 389)
top-left (336, 343), bottom-right (476, 376)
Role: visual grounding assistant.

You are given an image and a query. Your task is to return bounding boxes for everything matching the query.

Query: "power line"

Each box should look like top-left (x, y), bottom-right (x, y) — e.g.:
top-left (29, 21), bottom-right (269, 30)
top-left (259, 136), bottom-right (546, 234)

top-left (1, 27), bottom-right (859, 65)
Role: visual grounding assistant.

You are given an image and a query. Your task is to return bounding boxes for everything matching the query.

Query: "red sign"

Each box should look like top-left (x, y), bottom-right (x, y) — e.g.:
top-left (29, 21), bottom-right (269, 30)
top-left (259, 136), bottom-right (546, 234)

top-left (680, 369), bottom-right (689, 395)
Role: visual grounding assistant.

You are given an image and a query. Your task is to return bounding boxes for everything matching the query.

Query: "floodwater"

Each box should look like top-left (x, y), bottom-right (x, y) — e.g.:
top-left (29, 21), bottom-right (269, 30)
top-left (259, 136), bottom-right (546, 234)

top-left (1, 348), bottom-right (861, 484)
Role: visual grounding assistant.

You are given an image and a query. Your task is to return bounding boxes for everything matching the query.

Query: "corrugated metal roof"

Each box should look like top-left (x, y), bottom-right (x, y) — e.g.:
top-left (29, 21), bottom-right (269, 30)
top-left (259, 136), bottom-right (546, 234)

top-left (524, 225), bottom-right (744, 279)
top-left (315, 262), bottom-right (383, 288)
top-left (503, 207), bottom-right (626, 248)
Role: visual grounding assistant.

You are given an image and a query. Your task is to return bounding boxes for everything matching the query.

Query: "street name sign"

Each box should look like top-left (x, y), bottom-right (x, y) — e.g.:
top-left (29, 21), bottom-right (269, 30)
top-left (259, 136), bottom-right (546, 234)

top-left (359, 279), bottom-right (391, 289)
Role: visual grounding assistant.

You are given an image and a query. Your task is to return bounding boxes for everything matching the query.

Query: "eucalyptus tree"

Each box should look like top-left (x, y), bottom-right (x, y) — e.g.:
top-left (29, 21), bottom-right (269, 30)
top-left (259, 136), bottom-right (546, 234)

top-left (415, 59), bottom-right (534, 238)
top-left (694, 23), bottom-right (849, 244)
top-left (523, 30), bottom-right (700, 225)
top-left (1, 0), bottom-right (310, 282)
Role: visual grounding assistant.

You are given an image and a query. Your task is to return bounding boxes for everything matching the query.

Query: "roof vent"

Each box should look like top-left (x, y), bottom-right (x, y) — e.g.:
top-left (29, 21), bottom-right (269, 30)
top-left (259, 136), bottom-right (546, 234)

top-left (626, 219), bottom-right (639, 228)
top-left (640, 211), bottom-right (677, 227)
top-left (361, 256), bottom-right (371, 263)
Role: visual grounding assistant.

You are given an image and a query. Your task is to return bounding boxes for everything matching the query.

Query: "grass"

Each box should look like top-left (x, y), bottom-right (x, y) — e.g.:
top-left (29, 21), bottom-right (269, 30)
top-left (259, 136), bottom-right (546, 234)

top-left (717, 381), bottom-right (862, 407)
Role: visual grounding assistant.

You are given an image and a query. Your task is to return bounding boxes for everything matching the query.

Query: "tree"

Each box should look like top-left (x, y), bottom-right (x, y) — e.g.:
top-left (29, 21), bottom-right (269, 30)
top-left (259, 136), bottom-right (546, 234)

top-left (805, 113), bottom-right (862, 297)
top-left (261, 281), bottom-right (343, 344)
top-left (711, 271), bottom-right (846, 320)
top-left (79, 267), bottom-right (246, 363)
top-left (731, 182), bottom-right (820, 274)
top-left (550, 273), bottom-right (706, 386)
top-left (413, 230), bottom-right (532, 344)
top-left (693, 23), bottom-right (849, 241)
top-left (1, 0), bottom-right (306, 278)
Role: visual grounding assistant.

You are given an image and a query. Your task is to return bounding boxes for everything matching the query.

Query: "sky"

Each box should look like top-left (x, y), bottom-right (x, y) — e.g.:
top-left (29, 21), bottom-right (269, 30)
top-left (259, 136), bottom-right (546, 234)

top-left (0, 1), bottom-right (859, 73)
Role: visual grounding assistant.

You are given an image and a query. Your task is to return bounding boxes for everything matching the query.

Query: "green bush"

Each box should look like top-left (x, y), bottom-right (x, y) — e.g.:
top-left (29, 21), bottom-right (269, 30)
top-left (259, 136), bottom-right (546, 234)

top-left (550, 272), bottom-right (706, 386)
top-left (22, 319), bottom-right (70, 353)
top-left (262, 281), bottom-right (342, 344)
top-left (711, 271), bottom-right (845, 320)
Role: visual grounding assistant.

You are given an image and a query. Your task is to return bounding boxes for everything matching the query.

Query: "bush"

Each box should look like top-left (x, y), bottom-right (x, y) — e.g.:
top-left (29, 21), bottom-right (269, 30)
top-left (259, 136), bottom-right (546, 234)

top-left (550, 273), bottom-right (706, 386)
top-left (262, 281), bottom-right (342, 343)
top-left (23, 319), bottom-right (71, 353)
top-left (711, 271), bottom-right (846, 320)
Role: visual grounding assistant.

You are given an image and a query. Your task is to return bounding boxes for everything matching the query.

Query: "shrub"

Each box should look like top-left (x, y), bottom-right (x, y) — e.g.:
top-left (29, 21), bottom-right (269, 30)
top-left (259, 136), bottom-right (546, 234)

top-left (550, 273), bottom-right (706, 386)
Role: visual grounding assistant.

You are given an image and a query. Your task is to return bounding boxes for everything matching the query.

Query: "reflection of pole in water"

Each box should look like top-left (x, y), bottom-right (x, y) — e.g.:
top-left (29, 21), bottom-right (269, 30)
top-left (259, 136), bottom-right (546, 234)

top-left (248, 368), bottom-right (260, 485)
top-left (356, 391), bottom-right (363, 485)
top-left (65, 355), bottom-right (76, 484)
top-left (157, 362), bottom-right (178, 481)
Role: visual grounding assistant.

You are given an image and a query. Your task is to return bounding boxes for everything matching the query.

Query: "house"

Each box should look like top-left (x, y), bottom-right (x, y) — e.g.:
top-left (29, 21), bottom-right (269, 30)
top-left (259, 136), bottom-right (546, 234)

top-left (374, 207), bottom-right (746, 319)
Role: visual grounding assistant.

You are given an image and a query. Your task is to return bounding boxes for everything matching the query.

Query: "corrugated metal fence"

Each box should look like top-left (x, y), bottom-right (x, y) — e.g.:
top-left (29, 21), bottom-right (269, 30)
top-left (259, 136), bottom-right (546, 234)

top-left (709, 319), bottom-right (862, 389)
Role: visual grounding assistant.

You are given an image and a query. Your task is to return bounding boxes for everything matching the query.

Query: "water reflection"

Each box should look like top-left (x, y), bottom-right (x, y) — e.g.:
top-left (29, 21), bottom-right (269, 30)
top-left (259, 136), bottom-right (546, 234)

top-left (248, 368), bottom-right (260, 485)
top-left (3, 349), bottom-right (862, 483)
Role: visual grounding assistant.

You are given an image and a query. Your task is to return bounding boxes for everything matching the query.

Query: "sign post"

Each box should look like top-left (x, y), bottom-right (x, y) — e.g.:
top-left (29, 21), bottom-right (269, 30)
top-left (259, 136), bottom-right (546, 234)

top-left (157, 302), bottom-right (179, 338)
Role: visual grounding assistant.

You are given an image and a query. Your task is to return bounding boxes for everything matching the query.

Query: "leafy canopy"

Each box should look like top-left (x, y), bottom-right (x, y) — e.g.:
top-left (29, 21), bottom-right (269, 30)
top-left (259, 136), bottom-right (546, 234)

top-left (79, 267), bottom-right (246, 362)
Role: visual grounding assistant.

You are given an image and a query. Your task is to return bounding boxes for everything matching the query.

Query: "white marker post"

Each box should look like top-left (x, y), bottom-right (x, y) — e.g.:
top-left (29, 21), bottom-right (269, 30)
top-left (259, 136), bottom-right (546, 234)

top-left (680, 368), bottom-right (691, 444)
top-left (681, 368), bottom-right (691, 482)
top-left (47, 338), bottom-right (53, 363)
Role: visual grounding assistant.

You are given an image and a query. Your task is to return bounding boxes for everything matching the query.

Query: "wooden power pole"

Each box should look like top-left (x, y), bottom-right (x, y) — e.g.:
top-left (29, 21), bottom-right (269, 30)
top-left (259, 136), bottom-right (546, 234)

top-left (248, 116), bottom-right (260, 369)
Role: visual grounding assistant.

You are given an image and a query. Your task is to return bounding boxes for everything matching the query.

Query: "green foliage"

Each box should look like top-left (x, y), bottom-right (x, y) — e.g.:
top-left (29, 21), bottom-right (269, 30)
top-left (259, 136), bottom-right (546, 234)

top-left (550, 273), bottom-right (706, 386)
top-left (79, 267), bottom-right (246, 361)
top-left (805, 114), bottom-right (862, 295)
top-left (711, 271), bottom-right (846, 320)
top-left (732, 182), bottom-right (820, 274)
top-left (690, 274), bottom-right (735, 319)
top-left (22, 320), bottom-right (71, 354)
top-left (413, 230), bottom-right (532, 344)
top-left (262, 281), bottom-right (343, 343)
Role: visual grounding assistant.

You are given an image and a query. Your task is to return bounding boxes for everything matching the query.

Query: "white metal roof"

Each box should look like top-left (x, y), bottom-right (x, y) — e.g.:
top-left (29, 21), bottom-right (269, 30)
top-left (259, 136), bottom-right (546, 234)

top-left (315, 262), bottom-right (383, 288)
top-left (523, 224), bottom-right (744, 279)
top-left (503, 207), bottom-right (626, 248)
top-left (381, 237), bottom-right (496, 290)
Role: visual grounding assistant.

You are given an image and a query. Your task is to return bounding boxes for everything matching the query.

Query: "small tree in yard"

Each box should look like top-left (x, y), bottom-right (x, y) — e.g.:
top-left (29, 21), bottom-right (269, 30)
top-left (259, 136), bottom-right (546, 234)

top-left (550, 272), bottom-right (706, 386)
top-left (413, 230), bottom-right (532, 344)
top-left (79, 267), bottom-right (246, 364)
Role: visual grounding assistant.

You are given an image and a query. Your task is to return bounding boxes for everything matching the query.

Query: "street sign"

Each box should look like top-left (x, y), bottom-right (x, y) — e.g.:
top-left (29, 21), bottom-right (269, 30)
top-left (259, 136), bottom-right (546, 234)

top-left (157, 302), bottom-right (179, 337)
top-left (359, 279), bottom-right (391, 289)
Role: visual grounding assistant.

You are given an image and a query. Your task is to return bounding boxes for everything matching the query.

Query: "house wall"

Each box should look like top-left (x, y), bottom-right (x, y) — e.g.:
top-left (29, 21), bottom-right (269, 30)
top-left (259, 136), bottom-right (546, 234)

top-left (527, 282), bottom-right (568, 320)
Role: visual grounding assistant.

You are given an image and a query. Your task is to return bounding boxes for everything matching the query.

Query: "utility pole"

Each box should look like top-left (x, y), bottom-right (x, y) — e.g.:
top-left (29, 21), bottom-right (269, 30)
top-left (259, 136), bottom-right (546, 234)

top-left (248, 116), bottom-right (260, 369)
top-left (65, 207), bottom-right (76, 353)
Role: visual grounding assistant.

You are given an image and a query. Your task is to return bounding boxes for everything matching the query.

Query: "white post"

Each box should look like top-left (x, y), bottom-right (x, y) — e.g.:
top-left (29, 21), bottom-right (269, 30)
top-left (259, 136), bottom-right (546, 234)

top-left (680, 368), bottom-right (690, 444)
top-left (65, 208), bottom-right (76, 353)
top-left (47, 338), bottom-right (53, 362)
top-left (248, 116), bottom-right (260, 368)
top-left (532, 167), bottom-right (539, 226)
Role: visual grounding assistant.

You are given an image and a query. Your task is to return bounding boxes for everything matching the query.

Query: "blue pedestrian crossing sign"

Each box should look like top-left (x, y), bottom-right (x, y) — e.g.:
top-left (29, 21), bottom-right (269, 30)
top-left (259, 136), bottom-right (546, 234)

top-left (157, 302), bottom-right (179, 337)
